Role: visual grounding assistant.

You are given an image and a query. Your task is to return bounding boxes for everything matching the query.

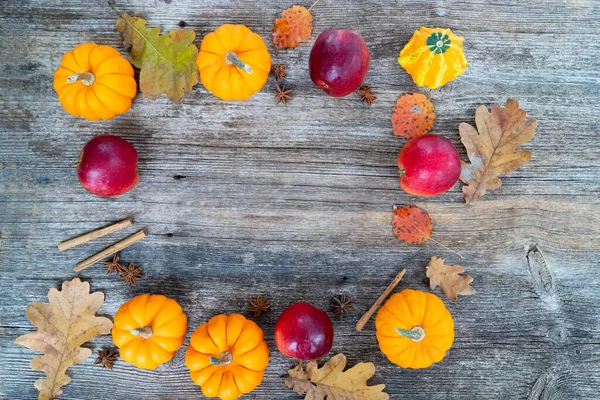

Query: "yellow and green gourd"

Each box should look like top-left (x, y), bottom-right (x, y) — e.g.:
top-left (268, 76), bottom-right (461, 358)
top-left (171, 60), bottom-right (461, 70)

top-left (398, 27), bottom-right (468, 89)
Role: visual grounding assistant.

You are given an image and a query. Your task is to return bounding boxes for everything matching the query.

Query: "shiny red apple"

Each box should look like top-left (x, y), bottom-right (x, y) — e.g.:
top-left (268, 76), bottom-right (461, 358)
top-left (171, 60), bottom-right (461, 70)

top-left (397, 134), bottom-right (461, 196)
top-left (77, 135), bottom-right (139, 197)
top-left (309, 29), bottom-right (370, 97)
top-left (275, 302), bottom-right (334, 360)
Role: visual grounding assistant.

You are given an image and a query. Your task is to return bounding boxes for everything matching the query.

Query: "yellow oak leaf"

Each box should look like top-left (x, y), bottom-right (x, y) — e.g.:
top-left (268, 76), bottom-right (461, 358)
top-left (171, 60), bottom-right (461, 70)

top-left (426, 256), bottom-right (475, 301)
top-left (15, 278), bottom-right (113, 400)
top-left (460, 99), bottom-right (538, 203)
top-left (285, 353), bottom-right (389, 400)
top-left (116, 13), bottom-right (198, 103)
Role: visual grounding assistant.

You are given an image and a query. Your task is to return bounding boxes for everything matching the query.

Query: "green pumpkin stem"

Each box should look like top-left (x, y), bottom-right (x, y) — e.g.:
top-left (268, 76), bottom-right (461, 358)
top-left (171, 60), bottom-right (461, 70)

top-left (209, 350), bottom-right (233, 366)
top-left (225, 51), bottom-right (252, 75)
top-left (67, 71), bottom-right (95, 86)
top-left (395, 326), bottom-right (426, 342)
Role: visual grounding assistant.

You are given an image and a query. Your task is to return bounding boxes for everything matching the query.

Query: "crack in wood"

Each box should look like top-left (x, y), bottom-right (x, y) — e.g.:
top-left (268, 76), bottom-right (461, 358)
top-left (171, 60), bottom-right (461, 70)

top-left (528, 368), bottom-right (558, 400)
top-left (526, 245), bottom-right (557, 307)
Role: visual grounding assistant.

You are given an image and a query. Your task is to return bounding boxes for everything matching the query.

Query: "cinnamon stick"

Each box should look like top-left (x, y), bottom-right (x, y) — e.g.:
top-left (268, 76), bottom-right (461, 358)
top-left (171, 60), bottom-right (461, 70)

top-left (74, 229), bottom-right (147, 272)
top-left (58, 217), bottom-right (133, 251)
top-left (355, 268), bottom-right (406, 332)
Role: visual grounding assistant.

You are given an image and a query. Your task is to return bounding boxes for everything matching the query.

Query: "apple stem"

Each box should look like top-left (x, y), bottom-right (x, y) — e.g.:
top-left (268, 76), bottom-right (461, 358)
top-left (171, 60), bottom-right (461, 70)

top-left (225, 51), bottom-right (252, 75)
top-left (131, 326), bottom-right (153, 339)
top-left (67, 71), bottom-right (95, 86)
top-left (209, 351), bottom-right (233, 366)
top-left (395, 326), bottom-right (425, 342)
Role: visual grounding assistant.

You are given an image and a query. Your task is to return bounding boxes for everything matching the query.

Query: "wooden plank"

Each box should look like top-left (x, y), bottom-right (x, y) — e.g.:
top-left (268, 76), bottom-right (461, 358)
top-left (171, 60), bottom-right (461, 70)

top-left (1, 0), bottom-right (599, 399)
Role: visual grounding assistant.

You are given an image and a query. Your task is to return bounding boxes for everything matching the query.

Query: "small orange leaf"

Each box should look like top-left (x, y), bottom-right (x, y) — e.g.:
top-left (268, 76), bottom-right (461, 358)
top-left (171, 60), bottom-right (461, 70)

top-left (391, 205), bottom-right (432, 244)
top-left (391, 93), bottom-right (436, 139)
top-left (273, 5), bottom-right (313, 49)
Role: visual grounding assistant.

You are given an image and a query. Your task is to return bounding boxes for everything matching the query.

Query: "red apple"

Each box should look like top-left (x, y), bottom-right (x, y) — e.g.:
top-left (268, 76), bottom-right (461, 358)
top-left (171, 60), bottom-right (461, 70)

top-left (77, 135), bottom-right (139, 197)
top-left (397, 134), bottom-right (461, 196)
top-left (275, 302), bottom-right (334, 360)
top-left (309, 29), bottom-right (370, 97)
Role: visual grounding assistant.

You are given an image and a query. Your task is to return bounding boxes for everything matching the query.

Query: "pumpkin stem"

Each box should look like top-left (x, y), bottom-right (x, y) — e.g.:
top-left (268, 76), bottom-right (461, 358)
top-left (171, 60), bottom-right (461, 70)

top-left (395, 326), bottom-right (426, 342)
top-left (225, 51), bottom-right (252, 75)
top-left (209, 350), bottom-right (233, 366)
top-left (67, 72), bottom-right (95, 86)
top-left (131, 326), bottom-right (153, 339)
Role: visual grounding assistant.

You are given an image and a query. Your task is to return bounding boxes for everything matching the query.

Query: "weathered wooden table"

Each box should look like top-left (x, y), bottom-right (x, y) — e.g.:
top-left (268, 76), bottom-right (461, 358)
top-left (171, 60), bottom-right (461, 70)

top-left (1, 0), bottom-right (599, 398)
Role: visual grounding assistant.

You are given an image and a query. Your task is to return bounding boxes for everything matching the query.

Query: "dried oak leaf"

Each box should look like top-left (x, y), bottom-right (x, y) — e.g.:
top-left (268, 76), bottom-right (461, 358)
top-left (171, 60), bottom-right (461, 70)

top-left (460, 98), bottom-right (538, 203)
top-left (273, 5), bottom-right (313, 49)
top-left (116, 13), bottom-right (198, 103)
top-left (426, 256), bottom-right (475, 301)
top-left (391, 93), bottom-right (436, 139)
top-left (285, 353), bottom-right (389, 400)
top-left (391, 205), bottom-right (432, 244)
top-left (15, 278), bottom-right (113, 400)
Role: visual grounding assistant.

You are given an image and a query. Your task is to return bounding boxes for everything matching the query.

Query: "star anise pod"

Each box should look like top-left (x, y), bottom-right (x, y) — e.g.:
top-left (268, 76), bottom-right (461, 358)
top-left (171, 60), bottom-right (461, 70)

top-left (357, 85), bottom-right (377, 105)
top-left (119, 263), bottom-right (144, 286)
top-left (94, 349), bottom-right (118, 370)
top-left (249, 295), bottom-right (272, 317)
top-left (275, 83), bottom-right (292, 105)
top-left (331, 295), bottom-right (353, 315)
top-left (103, 252), bottom-right (125, 275)
top-left (270, 64), bottom-right (287, 81)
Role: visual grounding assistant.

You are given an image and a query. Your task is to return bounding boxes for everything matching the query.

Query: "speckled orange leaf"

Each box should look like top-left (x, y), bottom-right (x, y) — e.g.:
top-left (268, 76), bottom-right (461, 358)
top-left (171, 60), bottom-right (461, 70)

top-left (391, 93), bottom-right (436, 139)
top-left (391, 205), bottom-right (432, 244)
top-left (273, 5), bottom-right (313, 49)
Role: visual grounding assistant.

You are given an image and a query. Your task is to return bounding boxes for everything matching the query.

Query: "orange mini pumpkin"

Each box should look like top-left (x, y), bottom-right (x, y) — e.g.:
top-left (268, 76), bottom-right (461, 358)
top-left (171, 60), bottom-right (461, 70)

top-left (196, 24), bottom-right (271, 101)
top-left (376, 289), bottom-right (454, 369)
top-left (112, 294), bottom-right (187, 370)
top-left (54, 43), bottom-right (137, 120)
top-left (185, 314), bottom-right (269, 400)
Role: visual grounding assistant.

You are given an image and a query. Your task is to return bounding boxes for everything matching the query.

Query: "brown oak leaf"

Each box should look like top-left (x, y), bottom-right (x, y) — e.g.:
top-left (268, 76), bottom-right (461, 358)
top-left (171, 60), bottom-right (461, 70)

top-left (116, 13), bottom-right (198, 103)
top-left (391, 93), bottom-right (436, 139)
top-left (285, 353), bottom-right (389, 400)
top-left (391, 205), bottom-right (432, 244)
top-left (272, 5), bottom-right (313, 49)
top-left (426, 256), bottom-right (475, 301)
top-left (15, 278), bottom-right (113, 400)
top-left (460, 99), bottom-right (538, 203)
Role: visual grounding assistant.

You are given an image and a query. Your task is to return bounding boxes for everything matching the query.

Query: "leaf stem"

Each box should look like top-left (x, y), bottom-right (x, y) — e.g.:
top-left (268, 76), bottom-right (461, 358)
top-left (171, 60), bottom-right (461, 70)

top-left (409, 220), bottom-right (463, 259)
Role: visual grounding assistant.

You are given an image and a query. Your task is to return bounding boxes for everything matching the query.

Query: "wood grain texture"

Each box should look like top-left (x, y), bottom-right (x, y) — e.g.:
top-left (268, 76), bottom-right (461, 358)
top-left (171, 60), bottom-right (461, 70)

top-left (1, 0), bottom-right (599, 399)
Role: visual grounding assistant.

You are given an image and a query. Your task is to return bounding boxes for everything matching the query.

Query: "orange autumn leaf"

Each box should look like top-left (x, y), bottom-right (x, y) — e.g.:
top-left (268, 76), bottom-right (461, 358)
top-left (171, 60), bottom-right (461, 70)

top-left (273, 5), bottom-right (313, 49)
top-left (391, 93), bottom-right (436, 139)
top-left (391, 205), bottom-right (432, 244)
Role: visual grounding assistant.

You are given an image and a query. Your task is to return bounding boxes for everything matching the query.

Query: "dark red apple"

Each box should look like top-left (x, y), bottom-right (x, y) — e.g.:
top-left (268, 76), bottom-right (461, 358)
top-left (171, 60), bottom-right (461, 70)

top-left (77, 135), bottom-right (139, 197)
top-left (275, 302), bottom-right (334, 360)
top-left (309, 29), bottom-right (370, 97)
top-left (397, 134), bottom-right (461, 196)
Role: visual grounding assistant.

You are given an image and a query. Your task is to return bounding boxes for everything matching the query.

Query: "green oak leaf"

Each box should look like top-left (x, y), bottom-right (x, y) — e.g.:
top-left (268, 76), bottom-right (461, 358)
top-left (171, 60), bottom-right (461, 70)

top-left (116, 13), bottom-right (198, 103)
